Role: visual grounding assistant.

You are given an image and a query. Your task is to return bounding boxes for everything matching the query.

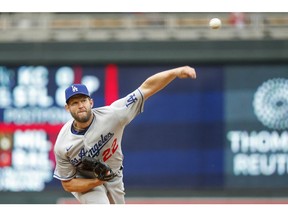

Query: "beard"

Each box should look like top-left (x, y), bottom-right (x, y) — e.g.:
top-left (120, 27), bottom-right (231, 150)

top-left (71, 109), bottom-right (92, 123)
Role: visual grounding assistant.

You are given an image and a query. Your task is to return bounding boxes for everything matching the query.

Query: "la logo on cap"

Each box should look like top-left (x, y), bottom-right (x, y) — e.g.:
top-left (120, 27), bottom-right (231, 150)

top-left (72, 85), bottom-right (78, 92)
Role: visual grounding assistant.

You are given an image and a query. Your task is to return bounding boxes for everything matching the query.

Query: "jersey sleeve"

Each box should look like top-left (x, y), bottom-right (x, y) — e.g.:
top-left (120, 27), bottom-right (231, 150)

top-left (110, 88), bottom-right (145, 125)
top-left (53, 151), bottom-right (77, 181)
top-left (53, 126), bottom-right (78, 181)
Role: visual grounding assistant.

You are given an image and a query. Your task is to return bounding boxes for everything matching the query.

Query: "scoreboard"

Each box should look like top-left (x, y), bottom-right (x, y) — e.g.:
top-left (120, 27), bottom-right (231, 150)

top-left (1, 64), bottom-right (288, 193)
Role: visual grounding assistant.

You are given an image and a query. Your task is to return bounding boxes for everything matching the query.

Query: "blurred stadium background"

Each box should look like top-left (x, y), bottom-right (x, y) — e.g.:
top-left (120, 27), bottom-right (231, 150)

top-left (1, 12), bottom-right (288, 204)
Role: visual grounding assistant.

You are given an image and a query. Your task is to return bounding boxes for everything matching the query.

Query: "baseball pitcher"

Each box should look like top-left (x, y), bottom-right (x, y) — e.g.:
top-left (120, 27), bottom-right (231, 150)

top-left (53, 66), bottom-right (197, 204)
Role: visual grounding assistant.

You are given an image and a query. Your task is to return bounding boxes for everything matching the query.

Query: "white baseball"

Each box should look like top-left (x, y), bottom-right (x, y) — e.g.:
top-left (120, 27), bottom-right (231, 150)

top-left (209, 18), bottom-right (222, 29)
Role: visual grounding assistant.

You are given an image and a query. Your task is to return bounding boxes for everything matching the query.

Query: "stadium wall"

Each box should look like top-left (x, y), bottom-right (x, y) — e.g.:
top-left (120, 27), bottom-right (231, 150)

top-left (0, 40), bottom-right (287, 64)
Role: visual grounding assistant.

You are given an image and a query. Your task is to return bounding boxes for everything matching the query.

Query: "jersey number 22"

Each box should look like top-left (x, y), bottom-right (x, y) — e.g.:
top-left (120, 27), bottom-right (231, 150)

top-left (102, 138), bottom-right (119, 162)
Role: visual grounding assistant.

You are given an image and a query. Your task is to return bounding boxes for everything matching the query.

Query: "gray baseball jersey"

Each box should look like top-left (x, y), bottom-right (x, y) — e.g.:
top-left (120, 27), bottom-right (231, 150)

top-left (53, 88), bottom-right (144, 203)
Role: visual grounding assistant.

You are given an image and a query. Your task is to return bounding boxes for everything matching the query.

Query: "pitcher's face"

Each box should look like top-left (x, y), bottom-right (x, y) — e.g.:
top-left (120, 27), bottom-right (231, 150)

top-left (66, 95), bottom-right (93, 123)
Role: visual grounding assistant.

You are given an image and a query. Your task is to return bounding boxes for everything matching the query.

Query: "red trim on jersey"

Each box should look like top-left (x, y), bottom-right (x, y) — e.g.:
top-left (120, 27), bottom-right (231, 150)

top-left (105, 64), bottom-right (119, 105)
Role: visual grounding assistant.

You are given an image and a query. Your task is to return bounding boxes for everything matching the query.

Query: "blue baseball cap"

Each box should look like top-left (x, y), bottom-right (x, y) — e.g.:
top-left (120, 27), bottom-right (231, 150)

top-left (65, 84), bottom-right (90, 103)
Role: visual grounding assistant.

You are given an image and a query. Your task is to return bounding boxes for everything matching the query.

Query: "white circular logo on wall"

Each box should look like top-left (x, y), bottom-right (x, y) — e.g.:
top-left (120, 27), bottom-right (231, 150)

top-left (253, 78), bottom-right (288, 130)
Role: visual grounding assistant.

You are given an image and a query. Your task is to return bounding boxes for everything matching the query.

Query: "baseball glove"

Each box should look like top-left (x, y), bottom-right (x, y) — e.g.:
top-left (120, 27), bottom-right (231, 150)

top-left (81, 156), bottom-right (117, 181)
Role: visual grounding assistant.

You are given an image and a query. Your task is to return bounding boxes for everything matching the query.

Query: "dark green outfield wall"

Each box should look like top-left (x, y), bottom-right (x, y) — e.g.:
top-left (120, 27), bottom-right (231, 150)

top-left (0, 39), bottom-right (287, 65)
